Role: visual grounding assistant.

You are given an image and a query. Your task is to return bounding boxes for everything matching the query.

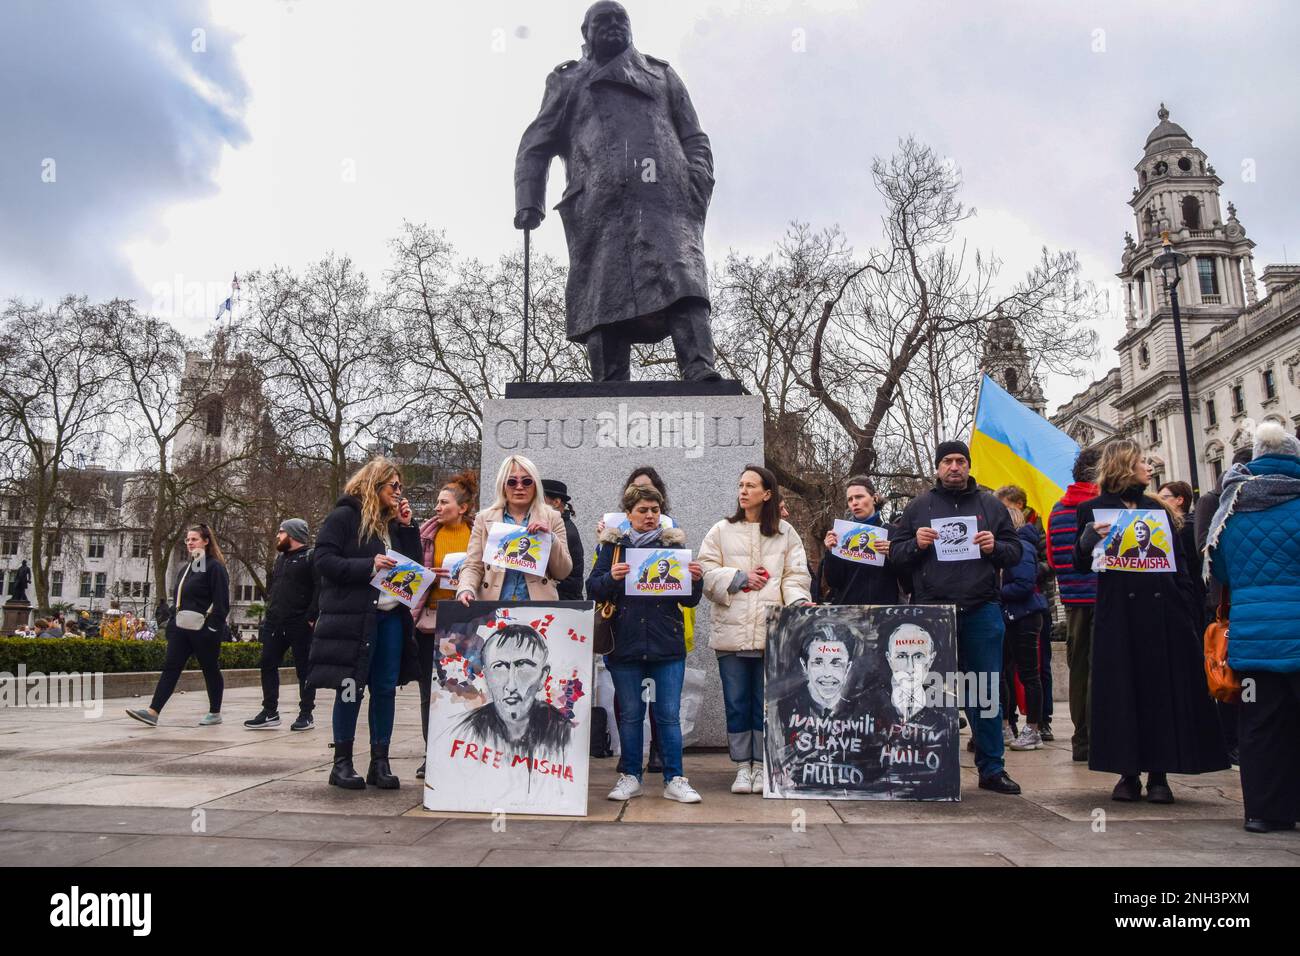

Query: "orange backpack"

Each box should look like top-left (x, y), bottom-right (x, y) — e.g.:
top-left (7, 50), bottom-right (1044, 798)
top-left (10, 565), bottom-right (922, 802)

top-left (1203, 589), bottom-right (1242, 704)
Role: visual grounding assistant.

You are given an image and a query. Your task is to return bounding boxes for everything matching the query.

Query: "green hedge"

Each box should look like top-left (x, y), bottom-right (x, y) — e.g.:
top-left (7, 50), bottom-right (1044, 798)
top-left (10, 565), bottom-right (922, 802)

top-left (0, 638), bottom-right (292, 674)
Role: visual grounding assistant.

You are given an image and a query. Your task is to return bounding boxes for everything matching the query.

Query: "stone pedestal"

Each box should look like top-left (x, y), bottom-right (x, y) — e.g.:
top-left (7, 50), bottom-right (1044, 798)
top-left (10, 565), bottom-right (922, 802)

top-left (3, 602), bottom-right (33, 634)
top-left (481, 381), bottom-right (764, 747)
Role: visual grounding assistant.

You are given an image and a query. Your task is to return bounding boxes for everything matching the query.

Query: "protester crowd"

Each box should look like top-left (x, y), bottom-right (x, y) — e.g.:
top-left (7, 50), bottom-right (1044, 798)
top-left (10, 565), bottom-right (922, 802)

top-left (110, 428), bottom-right (1300, 835)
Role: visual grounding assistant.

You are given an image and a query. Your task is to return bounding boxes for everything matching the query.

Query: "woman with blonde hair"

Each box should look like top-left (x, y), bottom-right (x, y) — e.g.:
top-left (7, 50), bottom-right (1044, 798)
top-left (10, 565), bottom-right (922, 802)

top-left (455, 454), bottom-right (573, 605)
top-left (412, 469), bottom-right (478, 778)
top-left (126, 523), bottom-right (230, 727)
top-left (1073, 439), bottom-right (1227, 803)
top-left (309, 457), bottom-right (423, 791)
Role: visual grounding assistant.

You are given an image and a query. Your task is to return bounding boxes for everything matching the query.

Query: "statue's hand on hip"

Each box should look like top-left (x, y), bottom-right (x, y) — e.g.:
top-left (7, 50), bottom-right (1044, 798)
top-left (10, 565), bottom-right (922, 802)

top-left (514, 208), bottom-right (544, 230)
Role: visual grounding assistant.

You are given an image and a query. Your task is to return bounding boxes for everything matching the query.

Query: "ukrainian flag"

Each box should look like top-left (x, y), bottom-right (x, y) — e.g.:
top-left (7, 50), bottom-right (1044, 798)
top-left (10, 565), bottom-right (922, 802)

top-left (969, 374), bottom-right (1078, 519)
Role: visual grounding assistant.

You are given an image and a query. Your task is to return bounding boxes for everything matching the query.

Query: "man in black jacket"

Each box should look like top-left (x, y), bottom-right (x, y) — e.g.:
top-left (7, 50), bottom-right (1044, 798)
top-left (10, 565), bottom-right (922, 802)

top-left (890, 440), bottom-right (1023, 794)
top-left (245, 519), bottom-right (318, 731)
top-left (820, 475), bottom-right (900, 606)
top-left (543, 480), bottom-right (586, 602)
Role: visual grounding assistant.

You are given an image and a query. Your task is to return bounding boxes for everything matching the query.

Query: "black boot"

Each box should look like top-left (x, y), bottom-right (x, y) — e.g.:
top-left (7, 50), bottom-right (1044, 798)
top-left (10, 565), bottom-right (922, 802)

top-left (328, 741), bottom-right (365, 790)
top-left (366, 743), bottom-right (400, 789)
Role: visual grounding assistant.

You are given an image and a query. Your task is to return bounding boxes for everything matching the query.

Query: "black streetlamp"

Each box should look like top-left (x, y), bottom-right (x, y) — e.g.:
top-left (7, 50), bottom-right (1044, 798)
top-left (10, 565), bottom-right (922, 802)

top-left (1152, 232), bottom-right (1200, 499)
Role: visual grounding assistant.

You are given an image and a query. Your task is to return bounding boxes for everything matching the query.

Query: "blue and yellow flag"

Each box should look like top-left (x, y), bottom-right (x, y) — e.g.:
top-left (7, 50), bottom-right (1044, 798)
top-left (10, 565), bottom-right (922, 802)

top-left (969, 374), bottom-right (1078, 519)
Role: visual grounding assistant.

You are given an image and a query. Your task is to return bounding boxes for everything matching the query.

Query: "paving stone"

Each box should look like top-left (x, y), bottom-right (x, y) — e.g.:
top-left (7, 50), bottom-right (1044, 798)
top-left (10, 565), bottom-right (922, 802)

top-left (0, 803), bottom-right (272, 836)
top-left (0, 770), bottom-right (100, 799)
top-left (1031, 787), bottom-right (1244, 822)
top-left (200, 779), bottom-right (422, 816)
top-left (414, 818), bottom-right (575, 851)
top-left (0, 829), bottom-right (146, 866)
top-left (1016, 818), bottom-right (1300, 852)
top-left (82, 833), bottom-right (324, 867)
top-left (296, 842), bottom-right (487, 867)
top-left (828, 822), bottom-right (1058, 855)
top-left (221, 810), bottom-right (445, 844)
top-left (1002, 848), bottom-right (1300, 867)
top-left (783, 849), bottom-right (1014, 867)
top-left (4, 773), bottom-right (267, 808)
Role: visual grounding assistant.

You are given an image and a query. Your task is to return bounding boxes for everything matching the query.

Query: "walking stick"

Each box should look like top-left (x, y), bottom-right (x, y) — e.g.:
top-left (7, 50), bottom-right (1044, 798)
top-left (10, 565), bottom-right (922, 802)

top-left (522, 226), bottom-right (531, 383)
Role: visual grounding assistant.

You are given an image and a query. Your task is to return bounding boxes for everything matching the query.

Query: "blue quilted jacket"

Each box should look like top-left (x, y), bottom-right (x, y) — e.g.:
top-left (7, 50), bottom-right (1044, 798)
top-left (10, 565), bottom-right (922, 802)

top-left (1210, 454), bottom-right (1300, 672)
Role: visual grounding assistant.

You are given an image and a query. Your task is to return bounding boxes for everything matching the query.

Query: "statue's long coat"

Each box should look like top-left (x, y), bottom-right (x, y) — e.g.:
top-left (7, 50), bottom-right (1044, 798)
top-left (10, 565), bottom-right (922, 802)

top-left (514, 45), bottom-right (714, 344)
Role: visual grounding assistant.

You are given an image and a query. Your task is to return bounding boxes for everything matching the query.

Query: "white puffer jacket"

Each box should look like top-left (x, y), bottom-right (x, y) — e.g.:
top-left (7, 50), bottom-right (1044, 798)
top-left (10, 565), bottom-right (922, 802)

top-left (698, 518), bottom-right (812, 652)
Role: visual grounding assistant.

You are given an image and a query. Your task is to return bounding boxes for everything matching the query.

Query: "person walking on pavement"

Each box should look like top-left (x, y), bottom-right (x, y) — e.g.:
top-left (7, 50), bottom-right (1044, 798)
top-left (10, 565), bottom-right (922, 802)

top-left (245, 519), bottom-right (318, 732)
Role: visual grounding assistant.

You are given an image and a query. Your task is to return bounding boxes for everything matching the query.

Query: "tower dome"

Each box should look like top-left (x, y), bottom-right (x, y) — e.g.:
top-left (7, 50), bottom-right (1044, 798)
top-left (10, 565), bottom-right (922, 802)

top-left (1144, 103), bottom-right (1193, 157)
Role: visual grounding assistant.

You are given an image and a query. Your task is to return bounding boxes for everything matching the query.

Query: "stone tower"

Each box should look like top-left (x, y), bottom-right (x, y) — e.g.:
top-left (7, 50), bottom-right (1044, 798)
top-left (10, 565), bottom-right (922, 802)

top-left (980, 308), bottom-right (1048, 416)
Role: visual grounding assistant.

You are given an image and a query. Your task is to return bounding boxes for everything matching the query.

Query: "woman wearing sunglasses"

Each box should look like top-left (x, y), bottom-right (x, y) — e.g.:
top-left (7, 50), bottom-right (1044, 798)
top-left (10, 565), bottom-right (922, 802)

top-left (456, 454), bottom-right (573, 605)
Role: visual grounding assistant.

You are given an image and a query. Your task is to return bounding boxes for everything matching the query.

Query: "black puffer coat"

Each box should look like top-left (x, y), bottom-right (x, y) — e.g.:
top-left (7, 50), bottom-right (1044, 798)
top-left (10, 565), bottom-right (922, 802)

top-left (307, 495), bottom-right (422, 692)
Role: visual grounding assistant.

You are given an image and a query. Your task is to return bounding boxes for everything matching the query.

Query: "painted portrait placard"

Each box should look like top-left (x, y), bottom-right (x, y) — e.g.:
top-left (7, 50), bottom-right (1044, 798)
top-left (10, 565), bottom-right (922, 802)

top-left (624, 548), bottom-right (692, 597)
top-left (763, 604), bottom-right (960, 801)
top-left (370, 550), bottom-right (436, 610)
top-left (484, 521), bottom-right (554, 578)
top-left (830, 519), bottom-right (889, 567)
top-left (423, 600), bottom-right (594, 816)
top-left (1092, 509), bottom-right (1177, 573)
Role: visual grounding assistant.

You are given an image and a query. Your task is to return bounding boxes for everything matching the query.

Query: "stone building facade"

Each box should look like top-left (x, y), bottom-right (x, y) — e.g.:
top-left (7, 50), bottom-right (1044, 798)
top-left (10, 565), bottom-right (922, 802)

top-left (1053, 105), bottom-right (1300, 494)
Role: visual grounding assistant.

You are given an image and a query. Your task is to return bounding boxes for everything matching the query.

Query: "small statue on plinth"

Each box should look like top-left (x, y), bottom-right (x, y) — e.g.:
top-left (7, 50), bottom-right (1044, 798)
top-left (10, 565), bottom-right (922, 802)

top-left (514, 1), bottom-right (721, 383)
top-left (6, 560), bottom-right (31, 605)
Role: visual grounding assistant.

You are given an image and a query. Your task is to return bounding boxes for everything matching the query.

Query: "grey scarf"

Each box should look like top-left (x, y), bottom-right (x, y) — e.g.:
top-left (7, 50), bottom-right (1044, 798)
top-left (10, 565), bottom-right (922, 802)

top-left (627, 527), bottom-right (662, 549)
top-left (1204, 461), bottom-right (1300, 580)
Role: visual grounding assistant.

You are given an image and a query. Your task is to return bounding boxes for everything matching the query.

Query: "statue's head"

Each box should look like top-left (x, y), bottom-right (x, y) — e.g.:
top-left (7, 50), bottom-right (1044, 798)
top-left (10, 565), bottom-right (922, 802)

top-left (582, 1), bottom-right (631, 60)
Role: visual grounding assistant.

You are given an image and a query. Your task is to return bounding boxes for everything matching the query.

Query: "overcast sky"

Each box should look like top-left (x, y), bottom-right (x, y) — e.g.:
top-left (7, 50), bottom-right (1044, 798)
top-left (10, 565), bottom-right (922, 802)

top-left (3, 0), bottom-right (1297, 412)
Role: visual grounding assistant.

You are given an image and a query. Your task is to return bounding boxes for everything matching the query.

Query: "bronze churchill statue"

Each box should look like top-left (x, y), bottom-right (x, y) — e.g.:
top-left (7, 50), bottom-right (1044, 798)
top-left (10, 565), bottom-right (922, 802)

top-left (514, 1), bottom-right (720, 382)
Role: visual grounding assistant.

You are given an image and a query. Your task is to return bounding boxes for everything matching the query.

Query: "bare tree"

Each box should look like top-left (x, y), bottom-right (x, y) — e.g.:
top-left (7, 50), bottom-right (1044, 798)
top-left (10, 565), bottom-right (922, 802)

top-left (0, 297), bottom-right (120, 608)
top-left (388, 222), bottom-right (589, 446)
top-left (239, 254), bottom-right (429, 504)
top-left (714, 138), bottom-right (1101, 532)
top-left (101, 302), bottom-right (263, 603)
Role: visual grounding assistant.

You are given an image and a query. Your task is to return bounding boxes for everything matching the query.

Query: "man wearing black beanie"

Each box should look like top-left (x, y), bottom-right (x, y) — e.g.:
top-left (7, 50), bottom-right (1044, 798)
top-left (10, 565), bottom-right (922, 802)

top-left (891, 440), bottom-right (1024, 794)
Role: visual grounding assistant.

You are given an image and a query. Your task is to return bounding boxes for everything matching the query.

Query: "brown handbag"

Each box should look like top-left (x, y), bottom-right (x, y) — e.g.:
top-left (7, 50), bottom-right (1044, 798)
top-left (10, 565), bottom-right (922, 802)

top-left (592, 545), bottom-right (620, 656)
top-left (1203, 588), bottom-right (1241, 704)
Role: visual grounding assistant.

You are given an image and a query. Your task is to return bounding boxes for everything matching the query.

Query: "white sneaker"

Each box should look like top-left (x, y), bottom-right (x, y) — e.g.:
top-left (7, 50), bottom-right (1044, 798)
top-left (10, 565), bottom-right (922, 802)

top-left (606, 773), bottom-right (643, 801)
top-left (750, 763), bottom-right (766, 794)
top-left (1002, 722), bottom-right (1014, 744)
top-left (199, 713), bottom-right (223, 726)
top-left (1010, 726), bottom-right (1043, 751)
top-left (730, 764), bottom-right (753, 793)
top-left (663, 776), bottom-right (702, 803)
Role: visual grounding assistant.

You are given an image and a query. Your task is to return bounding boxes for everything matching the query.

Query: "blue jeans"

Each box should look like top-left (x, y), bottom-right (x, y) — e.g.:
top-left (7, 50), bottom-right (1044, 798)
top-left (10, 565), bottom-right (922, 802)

top-left (959, 601), bottom-right (1006, 778)
top-left (332, 610), bottom-right (404, 746)
top-left (607, 658), bottom-right (685, 782)
top-left (717, 653), bottom-right (764, 764)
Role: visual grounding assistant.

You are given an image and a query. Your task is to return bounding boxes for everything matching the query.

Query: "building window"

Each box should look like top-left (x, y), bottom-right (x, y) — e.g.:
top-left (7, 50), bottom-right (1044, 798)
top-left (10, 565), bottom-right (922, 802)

top-left (50, 571), bottom-right (63, 598)
top-left (1211, 459), bottom-right (1223, 484)
top-left (6, 497), bottom-right (20, 520)
top-left (236, 584), bottom-right (265, 603)
top-left (1205, 399), bottom-right (1217, 426)
top-left (127, 581), bottom-right (151, 599)
top-left (1149, 418), bottom-right (1160, 443)
top-left (1182, 195), bottom-right (1201, 229)
top-left (87, 534), bottom-right (106, 559)
top-left (79, 573), bottom-right (93, 598)
top-left (94, 572), bottom-right (107, 598)
top-left (131, 534), bottom-right (149, 559)
top-left (93, 499), bottom-right (108, 523)
top-left (1264, 368), bottom-right (1277, 401)
top-left (1198, 257), bottom-right (1219, 296)
top-left (1232, 384), bottom-right (1246, 415)
top-left (205, 400), bottom-right (224, 437)
top-left (0, 531), bottom-right (18, 556)
top-left (46, 533), bottom-right (62, 557)
top-left (1139, 344), bottom-right (1150, 367)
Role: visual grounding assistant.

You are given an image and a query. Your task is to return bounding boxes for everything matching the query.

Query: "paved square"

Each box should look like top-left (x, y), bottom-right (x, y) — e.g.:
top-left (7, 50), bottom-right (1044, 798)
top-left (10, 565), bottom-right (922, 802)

top-left (1, 684), bottom-right (1296, 867)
